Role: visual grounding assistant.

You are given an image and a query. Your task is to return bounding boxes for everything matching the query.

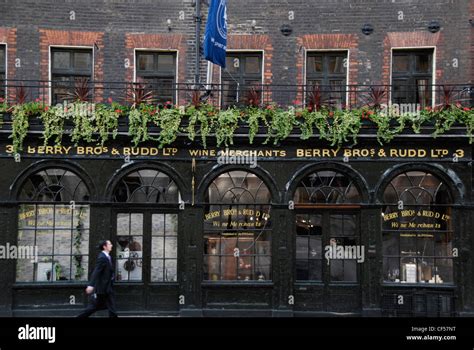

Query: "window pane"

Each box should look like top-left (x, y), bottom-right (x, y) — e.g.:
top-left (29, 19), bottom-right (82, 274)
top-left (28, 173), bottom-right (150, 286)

top-left (117, 213), bottom-right (130, 236)
top-left (151, 259), bottom-right (164, 281)
top-left (157, 54), bottom-right (174, 72)
top-left (53, 51), bottom-right (70, 69)
top-left (0, 46), bottom-right (5, 70)
top-left (164, 237), bottom-right (177, 258)
top-left (137, 54), bottom-right (154, 71)
top-left (130, 213), bottom-right (143, 235)
top-left (54, 230), bottom-right (71, 255)
top-left (296, 260), bottom-right (309, 280)
top-left (329, 56), bottom-right (345, 74)
top-left (393, 55), bottom-right (409, 72)
top-left (383, 257), bottom-right (400, 282)
top-left (308, 259), bottom-right (322, 280)
top-left (74, 52), bottom-right (91, 70)
top-left (435, 258), bottom-right (453, 284)
top-left (244, 56), bottom-right (261, 74)
top-left (152, 236), bottom-right (164, 258)
top-left (415, 54), bottom-right (431, 73)
top-left (164, 259), bottom-right (177, 282)
top-left (225, 56), bottom-right (239, 73)
top-left (308, 55), bottom-right (323, 73)
top-left (165, 214), bottom-right (177, 236)
top-left (152, 214), bottom-right (165, 235)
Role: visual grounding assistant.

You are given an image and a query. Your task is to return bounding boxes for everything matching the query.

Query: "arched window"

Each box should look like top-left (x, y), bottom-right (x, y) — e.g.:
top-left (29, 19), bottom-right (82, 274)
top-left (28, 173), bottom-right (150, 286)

top-left (294, 170), bottom-right (361, 204)
top-left (16, 168), bottom-right (90, 282)
top-left (204, 171), bottom-right (272, 281)
top-left (382, 171), bottom-right (453, 284)
top-left (113, 169), bottom-right (180, 203)
top-left (112, 169), bottom-right (180, 282)
top-left (294, 170), bottom-right (362, 282)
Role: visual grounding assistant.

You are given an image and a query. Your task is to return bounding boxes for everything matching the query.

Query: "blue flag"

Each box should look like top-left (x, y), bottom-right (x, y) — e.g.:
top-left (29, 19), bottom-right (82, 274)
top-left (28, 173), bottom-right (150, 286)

top-left (203, 0), bottom-right (227, 68)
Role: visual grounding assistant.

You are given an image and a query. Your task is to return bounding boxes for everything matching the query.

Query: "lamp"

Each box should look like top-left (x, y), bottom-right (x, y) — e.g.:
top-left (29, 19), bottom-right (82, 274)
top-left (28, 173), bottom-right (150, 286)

top-left (428, 20), bottom-right (440, 33)
top-left (280, 24), bottom-right (293, 36)
top-left (167, 19), bottom-right (172, 31)
top-left (251, 19), bottom-right (257, 30)
top-left (361, 23), bottom-right (374, 35)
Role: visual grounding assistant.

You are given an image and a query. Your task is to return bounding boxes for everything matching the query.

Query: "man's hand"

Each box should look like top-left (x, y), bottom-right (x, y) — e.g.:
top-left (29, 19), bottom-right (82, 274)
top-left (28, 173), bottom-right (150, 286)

top-left (85, 286), bottom-right (94, 294)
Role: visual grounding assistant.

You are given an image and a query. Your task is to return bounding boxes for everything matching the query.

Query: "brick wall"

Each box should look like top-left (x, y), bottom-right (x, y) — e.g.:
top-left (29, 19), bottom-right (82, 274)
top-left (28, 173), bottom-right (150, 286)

top-left (124, 33), bottom-right (187, 104)
top-left (0, 27), bottom-right (17, 99)
top-left (0, 0), bottom-right (470, 99)
top-left (39, 29), bottom-right (104, 102)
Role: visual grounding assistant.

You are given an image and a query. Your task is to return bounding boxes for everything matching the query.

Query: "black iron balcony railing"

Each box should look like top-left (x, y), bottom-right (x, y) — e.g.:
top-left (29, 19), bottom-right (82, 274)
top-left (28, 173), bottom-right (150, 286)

top-left (0, 79), bottom-right (472, 110)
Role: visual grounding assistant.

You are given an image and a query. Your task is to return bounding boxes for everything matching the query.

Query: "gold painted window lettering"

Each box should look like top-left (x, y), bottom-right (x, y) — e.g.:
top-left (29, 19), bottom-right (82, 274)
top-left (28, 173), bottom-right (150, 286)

top-left (16, 168), bottom-right (90, 282)
top-left (382, 171), bottom-right (454, 284)
top-left (204, 171), bottom-right (272, 281)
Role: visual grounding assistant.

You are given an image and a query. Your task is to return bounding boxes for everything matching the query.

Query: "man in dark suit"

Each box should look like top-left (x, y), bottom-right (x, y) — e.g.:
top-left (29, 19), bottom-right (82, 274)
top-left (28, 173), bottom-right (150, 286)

top-left (77, 240), bottom-right (118, 317)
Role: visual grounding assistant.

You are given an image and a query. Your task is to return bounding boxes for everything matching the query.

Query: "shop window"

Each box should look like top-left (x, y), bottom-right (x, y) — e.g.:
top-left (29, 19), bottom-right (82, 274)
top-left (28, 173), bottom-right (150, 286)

top-left (0, 45), bottom-right (5, 99)
top-left (204, 171), bottom-right (271, 281)
top-left (306, 51), bottom-right (348, 108)
top-left (113, 169), bottom-right (180, 203)
top-left (221, 53), bottom-right (263, 108)
top-left (135, 51), bottom-right (177, 104)
top-left (16, 168), bottom-right (90, 282)
top-left (51, 48), bottom-right (93, 105)
top-left (294, 170), bottom-right (361, 282)
top-left (392, 49), bottom-right (433, 107)
top-left (113, 169), bottom-right (180, 282)
top-left (382, 171), bottom-right (454, 284)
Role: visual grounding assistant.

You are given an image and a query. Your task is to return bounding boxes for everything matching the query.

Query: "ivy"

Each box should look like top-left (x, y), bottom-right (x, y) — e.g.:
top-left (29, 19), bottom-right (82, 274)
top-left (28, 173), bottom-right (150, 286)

top-left (10, 104), bottom-right (31, 153)
top-left (128, 107), bottom-right (150, 147)
top-left (215, 108), bottom-right (240, 147)
top-left (264, 108), bottom-right (296, 145)
top-left (4, 101), bottom-right (474, 151)
top-left (156, 108), bottom-right (182, 148)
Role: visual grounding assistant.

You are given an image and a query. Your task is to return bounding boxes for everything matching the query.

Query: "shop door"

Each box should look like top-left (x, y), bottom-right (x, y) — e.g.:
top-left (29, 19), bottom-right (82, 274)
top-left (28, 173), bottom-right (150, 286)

top-left (294, 210), bottom-right (362, 313)
top-left (114, 210), bottom-right (179, 313)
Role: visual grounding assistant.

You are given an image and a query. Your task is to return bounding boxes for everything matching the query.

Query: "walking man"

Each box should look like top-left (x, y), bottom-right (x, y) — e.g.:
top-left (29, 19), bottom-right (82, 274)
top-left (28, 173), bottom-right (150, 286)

top-left (78, 240), bottom-right (118, 317)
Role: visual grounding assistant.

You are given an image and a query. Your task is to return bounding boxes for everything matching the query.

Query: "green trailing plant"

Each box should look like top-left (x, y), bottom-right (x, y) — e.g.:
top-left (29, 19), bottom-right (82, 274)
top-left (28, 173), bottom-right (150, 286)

top-left (264, 108), bottom-right (297, 145)
top-left (39, 104), bottom-right (67, 147)
top-left (10, 104), bottom-right (30, 153)
top-left (70, 102), bottom-right (96, 145)
top-left (94, 104), bottom-right (119, 146)
top-left (186, 104), bottom-right (216, 148)
top-left (215, 107), bottom-right (240, 146)
top-left (128, 107), bottom-right (150, 146)
top-left (320, 109), bottom-right (361, 148)
top-left (246, 107), bottom-right (263, 144)
top-left (156, 107), bottom-right (182, 148)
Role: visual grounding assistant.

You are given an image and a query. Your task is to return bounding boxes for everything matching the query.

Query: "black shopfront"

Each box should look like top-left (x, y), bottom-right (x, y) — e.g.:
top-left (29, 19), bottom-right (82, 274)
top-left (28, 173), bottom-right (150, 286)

top-left (0, 134), bottom-right (472, 317)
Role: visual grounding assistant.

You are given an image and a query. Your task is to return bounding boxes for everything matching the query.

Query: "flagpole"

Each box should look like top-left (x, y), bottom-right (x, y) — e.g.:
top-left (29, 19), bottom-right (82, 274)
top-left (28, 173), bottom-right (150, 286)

top-left (195, 0), bottom-right (202, 85)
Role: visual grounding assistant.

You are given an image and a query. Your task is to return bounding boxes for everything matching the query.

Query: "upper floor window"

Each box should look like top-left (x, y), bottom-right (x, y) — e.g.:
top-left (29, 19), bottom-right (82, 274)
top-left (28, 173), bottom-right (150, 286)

top-left (136, 51), bottom-right (177, 104)
top-left (306, 51), bottom-right (347, 108)
top-left (0, 45), bottom-right (5, 99)
top-left (51, 48), bottom-right (93, 104)
top-left (222, 52), bottom-right (262, 108)
top-left (392, 49), bottom-right (433, 107)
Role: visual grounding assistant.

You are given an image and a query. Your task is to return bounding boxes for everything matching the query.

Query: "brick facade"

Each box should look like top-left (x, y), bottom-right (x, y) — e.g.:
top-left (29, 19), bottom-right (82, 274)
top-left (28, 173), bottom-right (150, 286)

top-left (382, 31), bottom-right (443, 86)
top-left (39, 29), bottom-right (104, 102)
top-left (295, 34), bottom-right (359, 105)
top-left (0, 27), bottom-right (17, 99)
top-left (124, 33), bottom-right (187, 104)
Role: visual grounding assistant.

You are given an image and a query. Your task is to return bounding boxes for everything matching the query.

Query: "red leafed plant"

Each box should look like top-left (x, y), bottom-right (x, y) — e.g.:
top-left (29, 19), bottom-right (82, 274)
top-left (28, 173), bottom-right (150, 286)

top-left (125, 83), bottom-right (155, 107)
top-left (245, 87), bottom-right (261, 107)
top-left (66, 77), bottom-right (91, 102)
top-left (365, 86), bottom-right (387, 111)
